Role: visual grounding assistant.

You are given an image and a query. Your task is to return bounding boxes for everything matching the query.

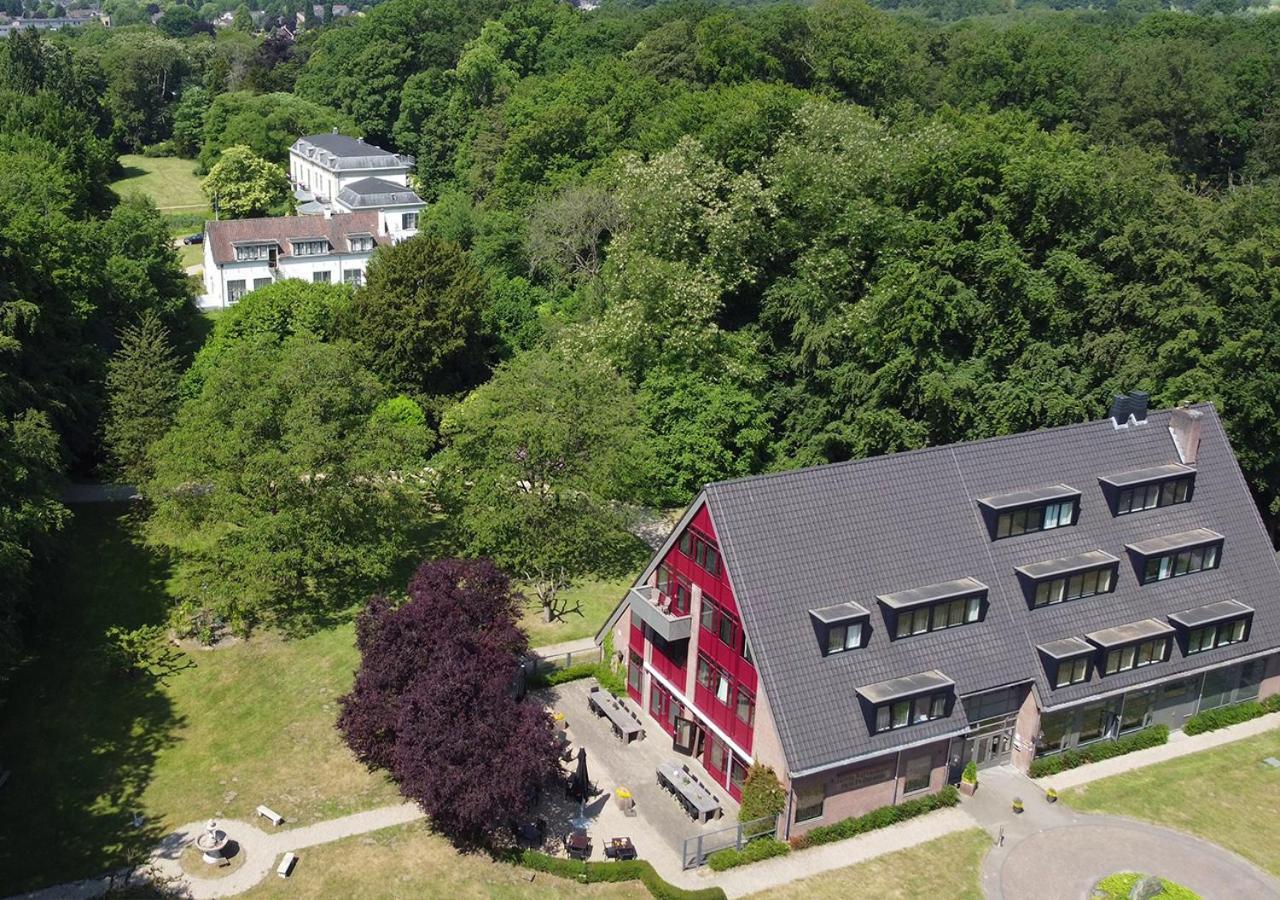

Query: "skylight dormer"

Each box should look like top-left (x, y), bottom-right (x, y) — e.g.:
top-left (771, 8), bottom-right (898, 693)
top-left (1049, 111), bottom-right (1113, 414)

top-left (977, 484), bottom-right (1080, 540)
top-left (856, 670), bottom-right (955, 734)
top-left (1099, 463), bottom-right (1195, 516)
top-left (809, 602), bottom-right (871, 656)
top-left (1015, 550), bottom-right (1119, 609)
top-left (1126, 529), bottom-right (1223, 584)
top-left (878, 577), bottom-right (987, 639)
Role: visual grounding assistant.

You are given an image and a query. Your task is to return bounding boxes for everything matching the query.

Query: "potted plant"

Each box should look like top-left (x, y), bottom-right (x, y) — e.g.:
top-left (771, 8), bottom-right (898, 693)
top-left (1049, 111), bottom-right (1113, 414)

top-left (959, 761), bottom-right (979, 796)
top-left (1012, 797), bottom-right (1024, 814)
top-left (1045, 787), bottom-right (1058, 804)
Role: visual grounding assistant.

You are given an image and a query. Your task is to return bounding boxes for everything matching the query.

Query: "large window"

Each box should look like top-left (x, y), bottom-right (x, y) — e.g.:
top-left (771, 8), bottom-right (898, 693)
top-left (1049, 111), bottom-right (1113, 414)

top-left (656, 565), bottom-right (691, 616)
top-left (227, 279), bottom-right (247, 301)
top-left (826, 620), bottom-right (863, 655)
top-left (696, 653), bottom-right (733, 706)
top-left (1187, 618), bottom-right (1247, 654)
top-left (401, 211), bottom-right (419, 230)
top-left (348, 235), bottom-right (374, 252)
top-left (235, 243), bottom-right (271, 261)
top-left (627, 651), bottom-right (642, 693)
top-left (679, 529), bottom-right (720, 577)
top-left (1117, 476), bottom-right (1192, 515)
top-left (1140, 543), bottom-right (1220, 584)
top-left (735, 686), bottom-right (755, 727)
top-left (252, 277), bottom-right (271, 290)
top-left (1104, 637), bottom-right (1168, 674)
top-left (902, 752), bottom-right (932, 794)
top-left (996, 499), bottom-right (1077, 539)
top-left (1119, 690), bottom-right (1154, 732)
top-left (312, 270), bottom-right (332, 283)
top-left (1055, 656), bottom-right (1090, 688)
top-left (342, 269), bottom-right (363, 285)
top-left (894, 595), bottom-right (981, 639)
top-left (873, 691), bottom-right (948, 733)
top-left (292, 239), bottom-right (330, 256)
top-left (795, 784), bottom-right (824, 823)
top-left (700, 598), bottom-right (738, 651)
top-left (1033, 566), bottom-right (1114, 608)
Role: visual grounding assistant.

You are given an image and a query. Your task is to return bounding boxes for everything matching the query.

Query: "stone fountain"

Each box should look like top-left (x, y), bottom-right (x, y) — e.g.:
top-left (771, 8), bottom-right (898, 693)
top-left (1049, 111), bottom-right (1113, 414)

top-left (194, 819), bottom-right (230, 865)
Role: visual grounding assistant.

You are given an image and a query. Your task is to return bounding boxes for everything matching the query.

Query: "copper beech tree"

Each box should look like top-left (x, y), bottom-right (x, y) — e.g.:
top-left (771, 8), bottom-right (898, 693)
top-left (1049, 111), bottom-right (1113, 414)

top-left (337, 559), bottom-right (561, 845)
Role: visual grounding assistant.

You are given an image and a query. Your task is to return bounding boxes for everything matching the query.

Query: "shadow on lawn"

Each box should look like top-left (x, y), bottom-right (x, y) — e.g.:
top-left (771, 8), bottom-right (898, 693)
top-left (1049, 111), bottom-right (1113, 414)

top-left (0, 504), bottom-right (185, 892)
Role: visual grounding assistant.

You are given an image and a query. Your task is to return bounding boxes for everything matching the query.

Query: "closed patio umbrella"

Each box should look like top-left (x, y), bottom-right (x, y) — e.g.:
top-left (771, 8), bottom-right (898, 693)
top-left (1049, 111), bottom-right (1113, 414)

top-left (574, 748), bottom-right (590, 801)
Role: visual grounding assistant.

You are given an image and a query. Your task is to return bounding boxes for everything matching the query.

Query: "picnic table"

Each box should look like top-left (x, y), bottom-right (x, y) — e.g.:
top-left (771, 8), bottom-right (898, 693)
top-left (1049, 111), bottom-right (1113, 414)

top-left (605, 837), bottom-right (637, 861)
top-left (588, 688), bottom-right (645, 743)
top-left (656, 760), bottom-right (721, 823)
top-left (567, 828), bottom-right (591, 860)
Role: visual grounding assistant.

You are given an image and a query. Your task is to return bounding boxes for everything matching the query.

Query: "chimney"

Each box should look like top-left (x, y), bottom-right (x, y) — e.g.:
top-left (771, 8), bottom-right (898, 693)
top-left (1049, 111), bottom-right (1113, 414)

top-left (1109, 390), bottom-right (1150, 427)
top-left (1170, 406), bottom-right (1203, 464)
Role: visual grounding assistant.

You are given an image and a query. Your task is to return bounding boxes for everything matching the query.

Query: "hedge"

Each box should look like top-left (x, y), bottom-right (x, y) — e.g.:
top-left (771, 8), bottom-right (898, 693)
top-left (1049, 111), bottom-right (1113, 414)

top-left (1029, 725), bottom-right (1168, 777)
top-left (526, 633), bottom-right (628, 697)
top-left (789, 785), bottom-right (959, 851)
top-left (706, 837), bottom-right (790, 871)
top-left (1184, 694), bottom-right (1280, 735)
top-left (518, 851), bottom-right (726, 900)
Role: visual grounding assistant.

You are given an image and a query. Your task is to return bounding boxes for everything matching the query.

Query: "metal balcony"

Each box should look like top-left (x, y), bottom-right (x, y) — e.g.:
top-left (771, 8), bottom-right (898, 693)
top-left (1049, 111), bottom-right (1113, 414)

top-left (628, 585), bottom-right (692, 643)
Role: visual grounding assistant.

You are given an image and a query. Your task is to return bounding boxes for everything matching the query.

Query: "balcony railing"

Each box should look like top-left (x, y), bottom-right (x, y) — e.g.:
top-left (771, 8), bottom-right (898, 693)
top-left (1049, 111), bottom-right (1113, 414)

top-left (628, 585), bottom-right (692, 643)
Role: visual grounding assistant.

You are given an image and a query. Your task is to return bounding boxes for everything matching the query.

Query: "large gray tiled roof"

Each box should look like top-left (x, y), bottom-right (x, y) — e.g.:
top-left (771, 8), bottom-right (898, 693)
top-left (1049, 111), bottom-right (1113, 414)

top-left (292, 134), bottom-right (414, 172)
top-left (704, 404), bottom-right (1280, 775)
top-left (335, 177), bottom-right (423, 209)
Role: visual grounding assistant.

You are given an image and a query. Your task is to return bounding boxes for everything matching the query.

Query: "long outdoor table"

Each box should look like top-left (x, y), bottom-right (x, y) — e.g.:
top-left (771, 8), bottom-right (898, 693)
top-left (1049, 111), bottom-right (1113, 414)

top-left (588, 689), bottom-right (645, 743)
top-left (656, 760), bottom-right (720, 823)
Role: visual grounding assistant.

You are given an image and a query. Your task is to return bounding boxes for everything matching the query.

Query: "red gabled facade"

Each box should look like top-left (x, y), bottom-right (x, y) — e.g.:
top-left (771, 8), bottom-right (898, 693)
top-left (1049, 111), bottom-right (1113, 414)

top-left (626, 501), bottom-right (757, 800)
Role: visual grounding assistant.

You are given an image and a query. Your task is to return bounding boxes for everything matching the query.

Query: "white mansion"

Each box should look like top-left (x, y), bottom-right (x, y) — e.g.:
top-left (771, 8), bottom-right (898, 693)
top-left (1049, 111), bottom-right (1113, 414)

top-left (200, 132), bottom-right (426, 310)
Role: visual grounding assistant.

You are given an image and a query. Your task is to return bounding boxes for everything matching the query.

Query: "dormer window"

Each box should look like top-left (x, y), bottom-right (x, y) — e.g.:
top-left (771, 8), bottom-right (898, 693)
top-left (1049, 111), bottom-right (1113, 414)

top-left (1099, 464), bottom-right (1195, 516)
top-left (1015, 550), bottom-right (1119, 608)
top-left (809, 602), bottom-right (870, 656)
top-left (978, 484), bottom-right (1079, 540)
top-left (234, 242), bottom-right (273, 261)
top-left (1037, 637), bottom-right (1093, 688)
top-left (857, 671), bottom-right (953, 734)
top-left (1087, 619), bottom-right (1174, 675)
top-left (1126, 529), bottom-right (1223, 584)
top-left (1169, 600), bottom-right (1253, 655)
top-left (292, 239), bottom-right (330, 256)
top-left (348, 234), bottom-right (375, 252)
top-left (878, 578), bottom-right (986, 639)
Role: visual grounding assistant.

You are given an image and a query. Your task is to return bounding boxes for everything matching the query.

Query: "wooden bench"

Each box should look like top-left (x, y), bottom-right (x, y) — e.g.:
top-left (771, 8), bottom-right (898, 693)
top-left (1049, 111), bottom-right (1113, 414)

top-left (277, 852), bottom-right (297, 878)
top-left (257, 805), bottom-right (284, 826)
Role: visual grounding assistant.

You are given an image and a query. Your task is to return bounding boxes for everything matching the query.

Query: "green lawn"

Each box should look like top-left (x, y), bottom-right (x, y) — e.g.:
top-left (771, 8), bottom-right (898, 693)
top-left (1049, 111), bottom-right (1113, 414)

top-left (1061, 728), bottom-right (1280, 878)
top-left (178, 241), bottom-right (204, 269)
top-left (110, 154), bottom-right (209, 213)
top-left (519, 575), bottom-right (634, 649)
top-left (242, 822), bottom-right (646, 899)
top-left (0, 506), bottom-right (400, 892)
top-left (748, 828), bottom-right (989, 899)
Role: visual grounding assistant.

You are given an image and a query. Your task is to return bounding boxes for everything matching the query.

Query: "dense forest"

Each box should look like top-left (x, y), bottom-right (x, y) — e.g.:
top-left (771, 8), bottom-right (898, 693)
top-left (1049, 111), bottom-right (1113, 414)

top-left (4, 0), bottom-right (1280, 662)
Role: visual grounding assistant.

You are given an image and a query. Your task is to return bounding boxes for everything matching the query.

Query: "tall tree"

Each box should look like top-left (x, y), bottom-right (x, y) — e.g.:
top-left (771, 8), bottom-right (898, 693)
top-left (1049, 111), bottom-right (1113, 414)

top-left (102, 311), bottom-right (180, 486)
top-left (201, 144), bottom-right (290, 219)
top-left (338, 558), bottom-right (560, 846)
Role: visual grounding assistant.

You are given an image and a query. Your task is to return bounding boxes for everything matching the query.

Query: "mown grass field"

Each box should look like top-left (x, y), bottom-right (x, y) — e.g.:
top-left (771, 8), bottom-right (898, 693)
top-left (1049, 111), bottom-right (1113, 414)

top-left (110, 154), bottom-right (209, 213)
top-left (1061, 727), bottom-right (1280, 877)
top-left (519, 575), bottom-right (634, 649)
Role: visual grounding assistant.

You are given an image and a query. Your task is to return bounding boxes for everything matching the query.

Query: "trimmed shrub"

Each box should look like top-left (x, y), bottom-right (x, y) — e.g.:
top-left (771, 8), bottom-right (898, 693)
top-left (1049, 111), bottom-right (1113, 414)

top-left (517, 851), bottom-right (726, 900)
top-left (738, 764), bottom-right (786, 824)
top-left (1093, 872), bottom-right (1201, 899)
top-left (1029, 725), bottom-right (1168, 777)
top-left (789, 785), bottom-right (960, 851)
top-left (526, 634), bottom-right (627, 697)
top-left (962, 761), bottom-right (978, 784)
top-left (1184, 695), bottom-right (1280, 735)
top-left (707, 837), bottom-right (790, 871)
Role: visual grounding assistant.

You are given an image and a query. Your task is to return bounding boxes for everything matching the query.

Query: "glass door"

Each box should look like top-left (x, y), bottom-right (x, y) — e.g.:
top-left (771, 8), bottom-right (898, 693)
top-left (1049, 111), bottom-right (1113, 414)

top-left (673, 717), bottom-right (698, 756)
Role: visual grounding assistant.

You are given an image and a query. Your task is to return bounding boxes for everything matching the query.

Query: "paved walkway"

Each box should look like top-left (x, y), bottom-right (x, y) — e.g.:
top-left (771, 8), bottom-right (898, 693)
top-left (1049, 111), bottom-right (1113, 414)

top-left (1036, 711), bottom-right (1280, 791)
top-left (532, 636), bottom-right (599, 660)
top-left (967, 765), bottom-right (1279, 899)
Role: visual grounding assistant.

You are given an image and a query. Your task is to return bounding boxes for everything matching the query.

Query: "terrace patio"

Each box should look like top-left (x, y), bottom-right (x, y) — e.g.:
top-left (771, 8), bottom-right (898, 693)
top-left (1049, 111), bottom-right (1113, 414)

top-left (532, 679), bottom-right (742, 874)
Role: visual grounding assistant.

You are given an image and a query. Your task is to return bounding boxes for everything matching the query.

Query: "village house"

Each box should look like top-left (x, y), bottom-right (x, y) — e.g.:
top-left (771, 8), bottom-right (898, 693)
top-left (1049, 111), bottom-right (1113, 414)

top-left (599, 396), bottom-right (1280, 839)
top-left (200, 132), bottom-right (422, 309)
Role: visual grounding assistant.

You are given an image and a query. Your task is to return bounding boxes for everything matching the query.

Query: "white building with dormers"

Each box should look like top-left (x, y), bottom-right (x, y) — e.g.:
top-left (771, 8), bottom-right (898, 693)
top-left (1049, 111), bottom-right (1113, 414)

top-left (199, 132), bottom-right (426, 310)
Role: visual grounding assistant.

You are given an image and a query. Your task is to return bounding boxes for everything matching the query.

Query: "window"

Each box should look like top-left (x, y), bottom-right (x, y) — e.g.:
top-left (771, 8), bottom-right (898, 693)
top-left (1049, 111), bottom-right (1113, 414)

top-left (700, 598), bottom-right (741, 653)
top-left (1117, 476), bottom-right (1192, 515)
top-left (401, 212), bottom-right (419, 230)
top-left (894, 595), bottom-right (981, 639)
top-left (627, 651), bottom-right (642, 692)
top-left (1119, 690), bottom-right (1154, 732)
top-left (292, 239), bottom-right (330, 256)
top-left (995, 498), bottom-right (1077, 539)
top-left (874, 691), bottom-right (949, 733)
top-left (1104, 638), bottom-right (1167, 674)
top-left (729, 757), bottom-right (749, 793)
top-left (1055, 656), bottom-right (1089, 688)
top-left (696, 653), bottom-right (733, 707)
top-left (1140, 543), bottom-right (1220, 584)
top-left (342, 269), bottom-right (363, 285)
top-left (795, 785), bottom-right (824, 823)
top-left (902, 752), bottom-right (932, 794)
top-left (1033, 566), bottom-right (1114, 608)
top-left (348, 235), bottom-right (374, 252)
top-left (234, 243), bottom-right (272, 261)
top-left (313, 270), bottom-right (332, 283)
top-left (709, 736), bottom-right (727, 773)
top-left (1186, 618), bottom-right (1248, 654)
top-left (252, 277), bottom-right (271, 290)
top-left (657, 566), bottom-right (691, 615)
top-left (826, 621), bottom-right (863, 655)
top-left (678, 529), bottom-right (720, 577)
top-left (735, 686), bottom-right (755, 726)
top-left (227, 279), bottom-right (247, 301)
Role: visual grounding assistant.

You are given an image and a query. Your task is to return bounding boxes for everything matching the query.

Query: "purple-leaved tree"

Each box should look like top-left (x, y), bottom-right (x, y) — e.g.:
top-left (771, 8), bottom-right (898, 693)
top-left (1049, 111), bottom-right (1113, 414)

top-left (337, 559), bottom-right (560, 845)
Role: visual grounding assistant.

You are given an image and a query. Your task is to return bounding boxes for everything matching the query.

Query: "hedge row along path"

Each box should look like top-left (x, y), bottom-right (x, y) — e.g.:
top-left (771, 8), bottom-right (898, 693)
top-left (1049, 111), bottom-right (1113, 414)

top-left (10, 713), bottom-right (1279, 899)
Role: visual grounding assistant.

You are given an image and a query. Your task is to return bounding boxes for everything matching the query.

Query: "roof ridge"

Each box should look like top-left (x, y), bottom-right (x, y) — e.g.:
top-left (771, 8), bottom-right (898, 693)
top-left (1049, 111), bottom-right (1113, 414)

top-left (704, 402), bottom-right (1216, 495)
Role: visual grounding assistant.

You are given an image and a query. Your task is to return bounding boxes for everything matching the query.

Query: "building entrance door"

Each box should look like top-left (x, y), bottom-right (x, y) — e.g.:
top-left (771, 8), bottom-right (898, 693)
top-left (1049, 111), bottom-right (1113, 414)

top-left (1151, 675), bottom-right (1203, 730)
top-left (964, 727), bottom-right (1013, 770)
top-left (673, 717), bottom-right (699, 756)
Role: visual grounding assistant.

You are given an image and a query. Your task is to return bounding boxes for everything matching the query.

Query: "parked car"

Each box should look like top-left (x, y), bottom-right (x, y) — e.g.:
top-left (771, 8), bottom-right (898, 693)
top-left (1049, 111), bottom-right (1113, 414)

top-left (182, 233), bottom-right (204, 245)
